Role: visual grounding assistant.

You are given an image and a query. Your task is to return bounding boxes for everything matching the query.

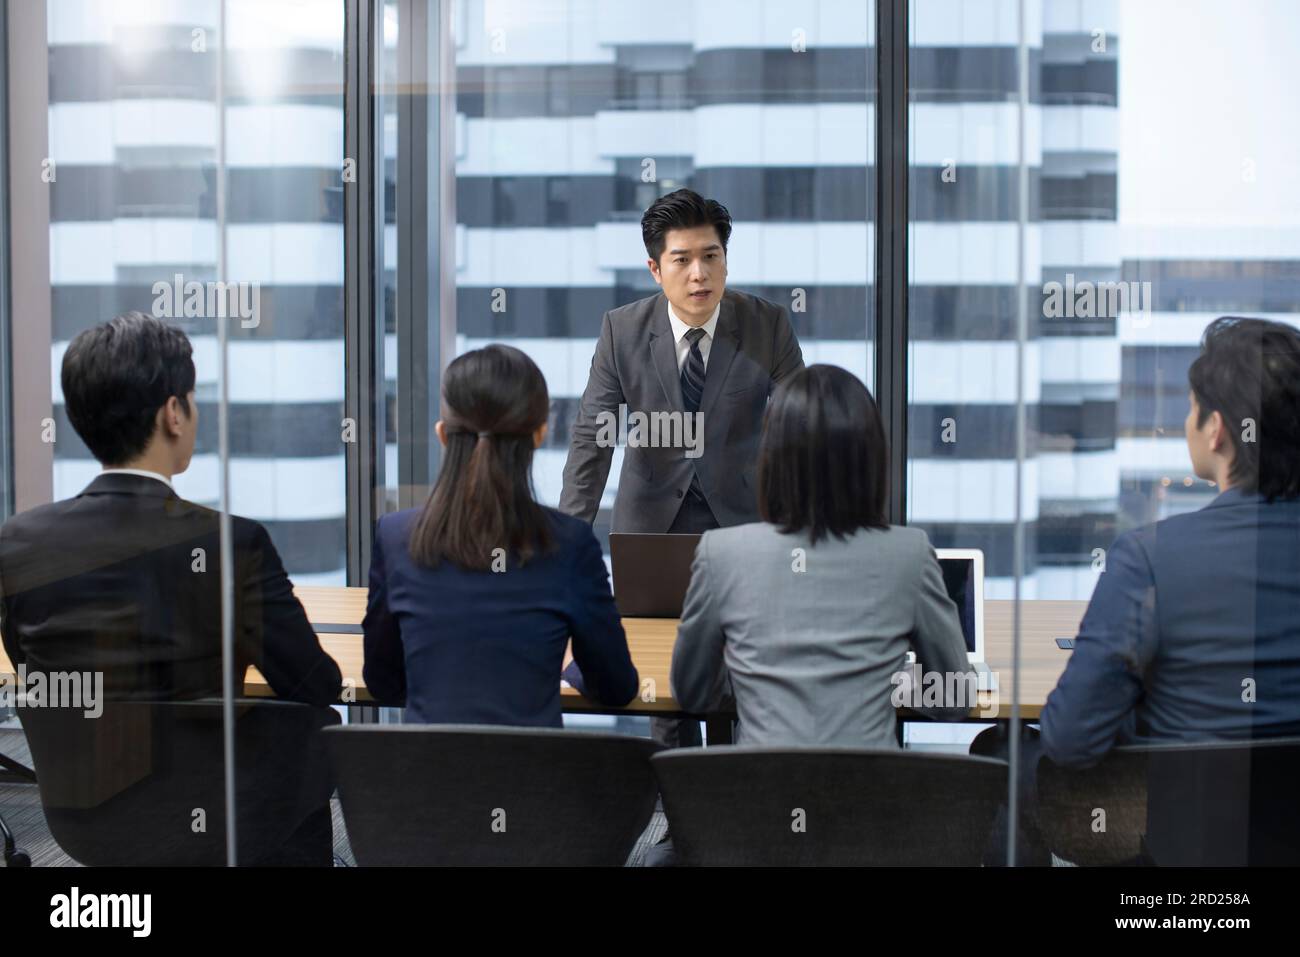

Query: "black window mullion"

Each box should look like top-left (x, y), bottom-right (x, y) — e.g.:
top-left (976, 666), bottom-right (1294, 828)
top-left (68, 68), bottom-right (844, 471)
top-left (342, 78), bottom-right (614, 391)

top-left (344, 0), bottom-right (379, 584)
top-left (875, 0), bottom-right (909, 525)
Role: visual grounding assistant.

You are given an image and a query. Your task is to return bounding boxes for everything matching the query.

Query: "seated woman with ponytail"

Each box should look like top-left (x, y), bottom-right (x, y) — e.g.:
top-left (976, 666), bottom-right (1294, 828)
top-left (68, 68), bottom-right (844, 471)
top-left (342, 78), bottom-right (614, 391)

top-left (362, 345), bottom-right (639, 725)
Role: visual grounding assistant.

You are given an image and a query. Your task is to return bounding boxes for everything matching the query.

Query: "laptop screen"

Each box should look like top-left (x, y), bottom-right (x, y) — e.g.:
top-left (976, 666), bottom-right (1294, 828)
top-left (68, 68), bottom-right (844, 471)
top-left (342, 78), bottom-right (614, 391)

top-left (937, 555), bottom-right (978, 654)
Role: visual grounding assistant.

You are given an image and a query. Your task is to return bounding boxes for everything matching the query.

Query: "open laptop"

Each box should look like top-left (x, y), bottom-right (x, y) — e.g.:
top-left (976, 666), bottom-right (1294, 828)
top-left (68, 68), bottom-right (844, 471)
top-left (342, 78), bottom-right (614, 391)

top-left (609, 532), bottom-right (702, 618)
top-left (609, 534), bottom-right (996, 691)
top-left (932, 548), bottom-right (997, 691)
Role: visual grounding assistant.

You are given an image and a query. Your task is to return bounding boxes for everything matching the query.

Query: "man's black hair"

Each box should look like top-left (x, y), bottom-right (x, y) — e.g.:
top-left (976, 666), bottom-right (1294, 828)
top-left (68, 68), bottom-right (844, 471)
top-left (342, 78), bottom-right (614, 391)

top-left (641, 188), bottom-right (733, 263)
top-left (61, 311), bottom-right (196, 466)
top-left (1187, 315), bottom-right (1300, 501)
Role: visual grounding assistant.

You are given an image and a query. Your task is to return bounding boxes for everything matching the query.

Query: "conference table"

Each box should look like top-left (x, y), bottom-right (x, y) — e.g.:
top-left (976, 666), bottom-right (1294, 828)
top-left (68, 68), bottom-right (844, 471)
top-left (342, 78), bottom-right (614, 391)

top-left (278, 587), bottom-right (1085, 725)
top-left (0, 587), bottom-right (1087, 734)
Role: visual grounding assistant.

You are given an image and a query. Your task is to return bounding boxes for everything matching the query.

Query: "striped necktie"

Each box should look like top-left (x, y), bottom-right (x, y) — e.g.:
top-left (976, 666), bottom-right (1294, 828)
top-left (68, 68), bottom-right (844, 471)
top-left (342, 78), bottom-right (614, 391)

top-left (680, 327), bottom-right (707, 414)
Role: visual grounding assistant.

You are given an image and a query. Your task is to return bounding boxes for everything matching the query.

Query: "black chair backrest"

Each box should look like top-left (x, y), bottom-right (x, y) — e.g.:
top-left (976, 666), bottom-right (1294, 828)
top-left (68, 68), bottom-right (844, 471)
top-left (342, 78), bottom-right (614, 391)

top-left (1036, 748), bottom-right (1148, 865)
top-left (1037, 737), bottom-right (1300, 866)
top-left (324, 725), bottom-right (661, 865)
top-left (652, 748), bottom-right (1006, 865)
top-left (18, 698), bottom-right (336, 866)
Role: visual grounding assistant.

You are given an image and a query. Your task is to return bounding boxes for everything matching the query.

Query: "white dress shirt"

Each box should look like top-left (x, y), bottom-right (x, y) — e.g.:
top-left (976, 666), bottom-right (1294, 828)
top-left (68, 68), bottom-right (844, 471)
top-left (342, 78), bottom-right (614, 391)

top-left (100, 468), bottom-right (174, 490)
top-left (667, 301), bottom-right (720, 371)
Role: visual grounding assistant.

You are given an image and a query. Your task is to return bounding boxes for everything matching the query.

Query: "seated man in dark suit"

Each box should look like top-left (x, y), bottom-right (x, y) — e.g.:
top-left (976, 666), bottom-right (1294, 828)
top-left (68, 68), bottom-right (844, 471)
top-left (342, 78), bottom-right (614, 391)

top-left (0, 311), bottom-right (342, 864)
top-left (1041, 316), bottom-right (1300, 764)
top-left (981, 316), bottom-right (1300, 865)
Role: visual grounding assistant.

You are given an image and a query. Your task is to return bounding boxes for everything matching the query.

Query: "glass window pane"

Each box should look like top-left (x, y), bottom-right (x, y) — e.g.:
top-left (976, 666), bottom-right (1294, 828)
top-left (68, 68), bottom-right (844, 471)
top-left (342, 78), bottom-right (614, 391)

top-left (377, 1), bottom-right (877, 752)
top-left (13, 0), bottom-right (348, 867)
top-left (908, 0), bottom-right (1300, 867)
top-left (448, 0), bottom-right (876, 553)
top-left (44, 0), bottom-right (347, 584)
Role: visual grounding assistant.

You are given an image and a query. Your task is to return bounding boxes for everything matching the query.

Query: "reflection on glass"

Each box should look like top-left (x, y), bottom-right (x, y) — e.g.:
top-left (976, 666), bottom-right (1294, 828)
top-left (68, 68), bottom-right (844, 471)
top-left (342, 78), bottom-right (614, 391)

top-left (909, 0), bottom-right (1300, 868)
top-left (448, 0), bottom-right (876, 551)
top-left (47, 0), bottom-right (348, 585)
top-left (380, 0), bottom-right (400, 511)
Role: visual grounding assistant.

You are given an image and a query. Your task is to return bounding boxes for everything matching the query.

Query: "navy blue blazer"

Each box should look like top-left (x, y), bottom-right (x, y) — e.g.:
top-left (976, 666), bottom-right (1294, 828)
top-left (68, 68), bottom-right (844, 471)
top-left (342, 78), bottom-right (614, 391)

top-left (362, 506), bottom-right (639, 726)
top-left (1041, 486), bottom-right (1300, 767)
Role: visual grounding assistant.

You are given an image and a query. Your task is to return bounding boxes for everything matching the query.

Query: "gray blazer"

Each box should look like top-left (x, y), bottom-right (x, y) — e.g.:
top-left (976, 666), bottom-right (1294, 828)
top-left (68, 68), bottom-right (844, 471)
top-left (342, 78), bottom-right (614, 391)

top-left (559, 289), bottom-right (804, 532)
top-left (670, 522), bottom-right (975, 747)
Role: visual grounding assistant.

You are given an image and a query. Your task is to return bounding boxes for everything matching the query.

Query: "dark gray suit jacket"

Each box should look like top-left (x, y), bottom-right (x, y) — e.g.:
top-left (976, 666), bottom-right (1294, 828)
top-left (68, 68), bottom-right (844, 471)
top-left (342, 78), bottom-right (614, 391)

top-left (559, 289), bottom-right (804, 532)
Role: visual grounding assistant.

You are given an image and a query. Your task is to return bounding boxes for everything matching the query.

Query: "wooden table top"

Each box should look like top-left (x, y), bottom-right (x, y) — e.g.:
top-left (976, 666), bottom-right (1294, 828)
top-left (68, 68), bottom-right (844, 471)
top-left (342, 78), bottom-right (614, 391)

top-left (2, 585), bottom-right (1083, 720)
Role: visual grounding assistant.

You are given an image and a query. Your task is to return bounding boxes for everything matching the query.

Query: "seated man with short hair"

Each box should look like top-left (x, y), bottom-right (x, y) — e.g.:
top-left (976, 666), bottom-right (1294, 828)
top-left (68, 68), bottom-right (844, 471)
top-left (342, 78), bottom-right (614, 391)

top-left (1042, 316), bottom-right (1300, 766)
top-left (0, 311), bottom-right (342, 864)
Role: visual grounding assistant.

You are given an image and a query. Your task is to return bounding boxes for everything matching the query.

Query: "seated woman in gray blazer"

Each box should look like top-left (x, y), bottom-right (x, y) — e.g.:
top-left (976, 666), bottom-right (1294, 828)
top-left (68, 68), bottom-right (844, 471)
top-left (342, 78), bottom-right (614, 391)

top-left (670, 364), bottom-right (975, 746)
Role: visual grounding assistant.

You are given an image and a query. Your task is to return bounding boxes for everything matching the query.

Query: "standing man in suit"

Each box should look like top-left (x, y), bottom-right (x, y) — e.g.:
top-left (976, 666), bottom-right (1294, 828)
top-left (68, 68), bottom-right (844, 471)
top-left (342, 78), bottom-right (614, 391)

top-left (0, 312), bottom-right (342, 864)
top-left (560, 188), bottom-right (805, 748)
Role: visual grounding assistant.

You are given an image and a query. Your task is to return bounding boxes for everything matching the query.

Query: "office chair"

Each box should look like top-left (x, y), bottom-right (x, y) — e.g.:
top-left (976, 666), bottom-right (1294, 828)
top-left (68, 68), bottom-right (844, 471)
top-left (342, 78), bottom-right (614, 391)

top-left (0, 815), bottom-right (28, 866)
top-left (0, 740), bottom-right (36, 867)
top-left (18, 698), bottom-right (337, 866)
top-left (325, 725), bottom-right (662, 865)
top-left (1037, 737), bottom-right (1300, 866)
top-left (652, 747), bottom-right (1007, 865)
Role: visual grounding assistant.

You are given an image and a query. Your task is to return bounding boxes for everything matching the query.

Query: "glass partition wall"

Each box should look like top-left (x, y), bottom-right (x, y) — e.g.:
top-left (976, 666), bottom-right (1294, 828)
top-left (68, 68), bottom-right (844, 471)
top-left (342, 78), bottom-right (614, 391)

top-left (43, 0), bottom-right (348, 583)
top-left (5, 0), bottom-right (1298, 868)
top-left (906, 0), bottom-right (1300, 865)
top-left (381, 0), bottom-right (878, 547)
top-left (4, 0), bottom-right (347, 865)
top-left (379, 0), bottom-right (878, 741)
